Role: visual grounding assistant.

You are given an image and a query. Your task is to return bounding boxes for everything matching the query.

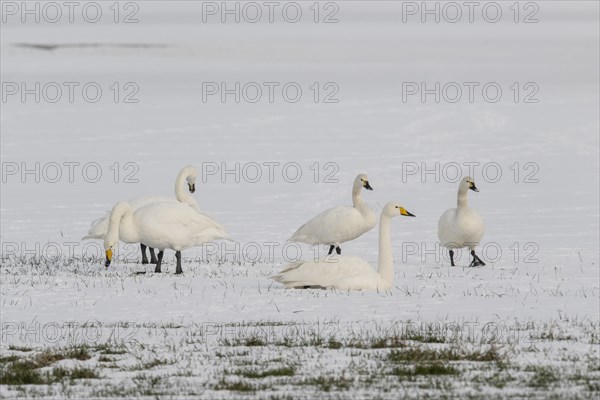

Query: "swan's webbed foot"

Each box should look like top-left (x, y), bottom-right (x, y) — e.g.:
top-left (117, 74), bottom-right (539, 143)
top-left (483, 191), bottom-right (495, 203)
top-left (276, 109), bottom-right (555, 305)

top-left (154, 251), bottom-right (164, 273)
top-left (328, 245), bottom-right (335, 255)
top-left (449, 250), bottom-right (455, 267)
top-left (335, 246), bottom-right (341, 255)
top-left (140, 244), bottom-right (149, 264)
top-left (469, 250), bottom-right (485, 267)
top-left (149, 247), bottom-right (158, 264)
top-left (175, 251), bottom-right (183, 275)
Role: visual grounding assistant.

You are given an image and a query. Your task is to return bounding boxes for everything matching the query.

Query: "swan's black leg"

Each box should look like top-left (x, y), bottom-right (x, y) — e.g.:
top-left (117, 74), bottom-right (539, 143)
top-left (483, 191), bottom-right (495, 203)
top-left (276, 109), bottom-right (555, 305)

top-left (140, 244), bottom-right (149, 264)
top-left (335, 246), bottom-right (341, 255)
top-left (328, 245), bottom-right (335, 255)
top-left (175, 251), bottom-right (183, 275)
top-left (154, 251), bottom-right (164, 273)
top-left (449, 250), bottom-right (455, 267)
top-left (469, 250), bottom-right (485, 267)
top-left (149, 247), bottom-right (158, 264)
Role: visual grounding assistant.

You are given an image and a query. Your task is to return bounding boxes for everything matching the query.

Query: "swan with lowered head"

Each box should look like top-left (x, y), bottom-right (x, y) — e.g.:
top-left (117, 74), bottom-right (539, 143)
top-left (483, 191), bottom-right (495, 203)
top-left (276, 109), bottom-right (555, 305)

top-left (438, 177), bottom-right (485, 267)
top-left (83, 165), bottom-right (199, 264)
top-left (288, 173), bottom-right (376, 255)
top-left (273, 202), bottom-right (415, 291)
top-left (103, 200), bottom-right (232, 274)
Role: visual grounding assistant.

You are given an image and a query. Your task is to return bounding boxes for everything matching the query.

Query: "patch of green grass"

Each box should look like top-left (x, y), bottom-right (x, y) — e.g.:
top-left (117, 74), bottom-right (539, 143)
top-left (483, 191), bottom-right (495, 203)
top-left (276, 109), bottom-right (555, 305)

top-left (414, 363), bottom-right (458, 375)
top-left (0, 346), bottom-right (98, 385)
top-left (237, 366), bottom-right (295, 379)
top-left (222, 336), bottom-right (269, 347)
top-left (0, 355), bottom-right (21, 364)
top-left (0, 361), bottom-right (99, 385)
top-left (0, 360), bottom-right (45, 385)
top-left (387, 346), bottom-right (502, 363)
top-left (49, 366), bottom-right (99, 381)
top-left (67, 367), bottom-right (100, 380)
top-left (214, 378), bottom-right (266, 392)
top-left (63, 346), bottom-right (92, 361)
top-left (128, 358), bottom-right (171, 371)
top-left (526, 365), bottom-right (558, 388)
top-left (132, 374), bottom-right (166, 396)
top-left (95, 343), bottom-right (127, 355)
top-left (392, 362), bottom-right (457, 376)
top-left (302, 376), bottom-right (354, 392)
top-left (7, 345), bottom-right (33, 352)
top-left (403, 331), bottom-right (448, 344)
top-left (326, 338), bottom-right (343, 349)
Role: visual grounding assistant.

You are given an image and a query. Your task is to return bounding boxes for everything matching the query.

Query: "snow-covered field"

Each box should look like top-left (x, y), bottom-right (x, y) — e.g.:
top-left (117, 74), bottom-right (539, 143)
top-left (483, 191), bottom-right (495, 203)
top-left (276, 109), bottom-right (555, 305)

top-left (1, 1), bottom-right (599, 398)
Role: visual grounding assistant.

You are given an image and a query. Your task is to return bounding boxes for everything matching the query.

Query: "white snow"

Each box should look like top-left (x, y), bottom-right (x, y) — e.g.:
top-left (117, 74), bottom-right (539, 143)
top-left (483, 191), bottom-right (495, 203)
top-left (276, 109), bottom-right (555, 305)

top-left (1, 1), bottom-right (598, 398)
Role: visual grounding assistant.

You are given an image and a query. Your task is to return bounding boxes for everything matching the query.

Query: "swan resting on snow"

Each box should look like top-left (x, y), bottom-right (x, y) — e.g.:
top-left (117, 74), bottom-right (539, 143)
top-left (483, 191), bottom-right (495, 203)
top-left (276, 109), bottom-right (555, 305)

top-left (438, 177), bottom-right (485, 267)
top-left (272, 202), bottom-right (415, 291)
top-left (83, 165), bottom-right (199, 264)
top-left (103, 200), bottom-right (232, 274)
top-left (288, 173), bottom-right (376, 255)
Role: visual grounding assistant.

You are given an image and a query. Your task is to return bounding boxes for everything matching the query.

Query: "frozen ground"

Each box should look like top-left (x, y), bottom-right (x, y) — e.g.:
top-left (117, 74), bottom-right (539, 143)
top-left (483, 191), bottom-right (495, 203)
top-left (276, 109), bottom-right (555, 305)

top-left (1, 1), bottom-right (599, 398)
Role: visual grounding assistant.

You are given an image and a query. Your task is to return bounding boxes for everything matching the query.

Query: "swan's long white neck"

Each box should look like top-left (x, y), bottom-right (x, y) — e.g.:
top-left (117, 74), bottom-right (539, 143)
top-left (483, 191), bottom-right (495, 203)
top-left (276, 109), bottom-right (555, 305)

top-left (105, 202), bottom-right (136, 249)
top-left (377, 213), bottom-right (394, 285)
top-left (174, 168), bottom-right (197, 207)
top-left (352, 181), bottom-right (368, 212)
top-left (457, 184), bottom-right (469, 208)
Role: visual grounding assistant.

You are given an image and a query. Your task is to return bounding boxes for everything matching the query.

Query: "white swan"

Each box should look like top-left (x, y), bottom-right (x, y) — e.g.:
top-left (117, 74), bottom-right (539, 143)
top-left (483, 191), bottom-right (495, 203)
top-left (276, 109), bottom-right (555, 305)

top-left (103, 201), bottom-right (233, 274)
top-left (83, 165), bottom-right (199, 264)
top-left (273, 202), bottom-right (415, 291)
top-left (438, 177), bottom-right (485, 267)
top-left (288, 173), bottom-right (376, 255)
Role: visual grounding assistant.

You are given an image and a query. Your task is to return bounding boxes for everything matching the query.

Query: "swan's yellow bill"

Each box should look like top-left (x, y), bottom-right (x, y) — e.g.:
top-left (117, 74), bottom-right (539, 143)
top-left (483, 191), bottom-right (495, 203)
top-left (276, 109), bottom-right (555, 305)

top-left (105, 249), bottom-right (113, 267)
top-left (399, 207), bottom-right (415, 217)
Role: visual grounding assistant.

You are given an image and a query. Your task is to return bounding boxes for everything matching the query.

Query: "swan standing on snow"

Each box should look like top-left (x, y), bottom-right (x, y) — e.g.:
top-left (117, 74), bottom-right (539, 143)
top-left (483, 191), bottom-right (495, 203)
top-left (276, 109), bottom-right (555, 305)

top-left (288, 173), bottom-right (376, 255)
top-left (438, 177), bottom-right (485, 267)
top-left (103, 201), bottom-right (232, 274)
top-left (83, 165), bottom-right (199, 264)
top-left (273, 202), bottom-right (415, 290)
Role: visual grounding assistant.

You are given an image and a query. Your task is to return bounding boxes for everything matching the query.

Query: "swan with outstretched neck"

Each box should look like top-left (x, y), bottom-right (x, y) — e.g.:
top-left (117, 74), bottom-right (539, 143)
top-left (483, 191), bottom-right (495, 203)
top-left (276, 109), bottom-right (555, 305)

top-left (438, 177), bottom-right (485, 267)
top-left (273, 202), bottom-right (415, 291)
top-left (103, 200), bottom-right (232, 274)
top-left (83, 165), bottom-right (199, 264)
top-left (288, 173), bottom-right (376, 255)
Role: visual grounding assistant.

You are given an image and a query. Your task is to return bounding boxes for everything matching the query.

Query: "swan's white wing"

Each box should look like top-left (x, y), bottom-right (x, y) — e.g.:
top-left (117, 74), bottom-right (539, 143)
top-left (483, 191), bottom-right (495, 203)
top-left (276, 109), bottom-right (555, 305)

top-left (82, 196), bottom-right (175, 240)
top-left (272, 255), bottom-right (378, 290)
top-left (289, 206), bottom-right (373, 245)
top-left (437, 208), bottom-right (456, 246)
top-left (438, 207), bottom-right (484, 248)
top-left (135, 202), bottom-right (232, 250)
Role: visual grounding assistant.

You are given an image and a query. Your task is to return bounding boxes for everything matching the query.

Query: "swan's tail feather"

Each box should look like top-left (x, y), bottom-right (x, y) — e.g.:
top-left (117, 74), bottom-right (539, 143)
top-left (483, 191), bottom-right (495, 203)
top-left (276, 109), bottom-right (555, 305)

top-left (287, 233), bottom-right (315, 244)
top-left (271, 262), bottom-right (309, 287)
top-left (192, 228), bottom-right (234, 243)
top-left (82, 214), bottom-right (109, 240)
